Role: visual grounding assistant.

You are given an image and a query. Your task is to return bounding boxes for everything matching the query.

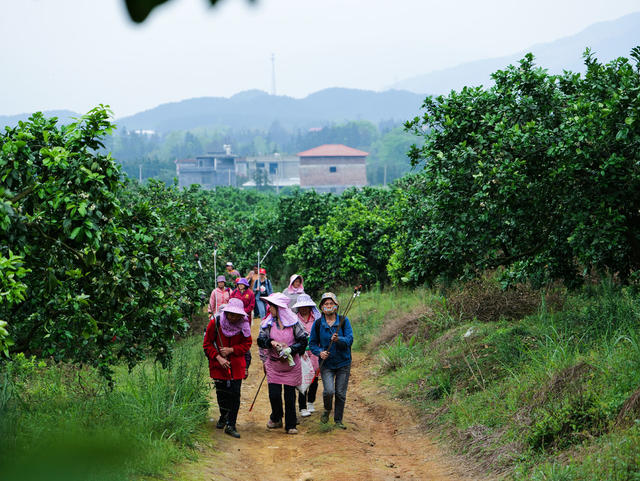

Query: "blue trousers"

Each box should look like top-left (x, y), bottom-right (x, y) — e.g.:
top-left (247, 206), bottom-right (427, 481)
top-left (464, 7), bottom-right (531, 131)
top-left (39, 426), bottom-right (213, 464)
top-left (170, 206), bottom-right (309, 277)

top-left (255, 298), bottom-right (267, 319)
top-left (320, 364), bottom-right (351, 422)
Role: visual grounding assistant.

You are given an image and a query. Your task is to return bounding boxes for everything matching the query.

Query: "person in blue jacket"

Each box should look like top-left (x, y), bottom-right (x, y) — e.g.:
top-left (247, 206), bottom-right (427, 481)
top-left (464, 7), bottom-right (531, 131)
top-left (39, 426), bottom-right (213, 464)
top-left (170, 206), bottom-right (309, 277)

top-left (309, 292), bottom-right (353, 429)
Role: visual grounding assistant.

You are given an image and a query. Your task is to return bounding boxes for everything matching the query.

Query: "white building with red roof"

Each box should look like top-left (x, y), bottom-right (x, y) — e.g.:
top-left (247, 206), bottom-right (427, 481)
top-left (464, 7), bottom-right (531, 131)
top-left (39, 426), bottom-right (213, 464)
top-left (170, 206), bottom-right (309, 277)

top-left (297, 144), bottom-right (368, 193)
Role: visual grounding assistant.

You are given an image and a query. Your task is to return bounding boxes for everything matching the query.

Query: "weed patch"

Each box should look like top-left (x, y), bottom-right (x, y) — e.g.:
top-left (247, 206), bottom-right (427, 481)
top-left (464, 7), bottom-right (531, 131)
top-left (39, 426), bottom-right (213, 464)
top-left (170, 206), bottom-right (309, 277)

top-left (445, 277), bottom-right (562, 323)
top-left (358, 279), bottom-right (640, 479)
top-left (0, 336), bottom-right (210, 481)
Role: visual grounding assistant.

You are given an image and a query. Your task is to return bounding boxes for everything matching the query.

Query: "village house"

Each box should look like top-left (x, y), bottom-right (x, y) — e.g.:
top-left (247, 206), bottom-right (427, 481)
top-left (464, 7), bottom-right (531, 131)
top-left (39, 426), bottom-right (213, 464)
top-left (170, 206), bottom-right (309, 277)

top-left (175, 145), bottom-right (239, 189)
top-left (175, 143), bottom-right (369, 193)
top-left (297, 144), bottom-right (368, 193)
top-left (236, 153), bottom-right (300, 190)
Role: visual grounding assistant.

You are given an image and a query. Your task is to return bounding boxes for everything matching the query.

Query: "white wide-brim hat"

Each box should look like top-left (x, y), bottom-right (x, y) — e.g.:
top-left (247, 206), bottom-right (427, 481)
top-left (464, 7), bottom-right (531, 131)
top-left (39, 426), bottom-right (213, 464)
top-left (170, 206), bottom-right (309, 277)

top-left (291, 294), bottom-right (317, 310)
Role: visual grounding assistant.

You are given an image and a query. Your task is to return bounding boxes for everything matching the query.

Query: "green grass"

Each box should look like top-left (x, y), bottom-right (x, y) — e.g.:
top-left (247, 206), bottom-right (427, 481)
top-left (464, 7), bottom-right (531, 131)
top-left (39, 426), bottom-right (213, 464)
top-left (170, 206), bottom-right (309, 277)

top-left (355, 279), bottom-right (640, 479)
top-left (0, 335), bottom-right (210, 481)
top-left (346, 285), bottom-right (443, 350)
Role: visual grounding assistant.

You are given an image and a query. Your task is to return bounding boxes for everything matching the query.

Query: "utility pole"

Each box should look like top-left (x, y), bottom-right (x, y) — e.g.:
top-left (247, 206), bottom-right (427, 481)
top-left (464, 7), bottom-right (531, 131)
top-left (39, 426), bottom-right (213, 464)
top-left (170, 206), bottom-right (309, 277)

top-left (139, 164), bottom-right (142, 183)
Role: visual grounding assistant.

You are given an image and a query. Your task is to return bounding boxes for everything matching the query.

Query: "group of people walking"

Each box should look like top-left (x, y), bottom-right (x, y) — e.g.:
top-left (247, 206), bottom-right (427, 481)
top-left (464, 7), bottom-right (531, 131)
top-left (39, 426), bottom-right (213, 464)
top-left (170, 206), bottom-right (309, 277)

top-left (204, 267), bottom-right (354, 438)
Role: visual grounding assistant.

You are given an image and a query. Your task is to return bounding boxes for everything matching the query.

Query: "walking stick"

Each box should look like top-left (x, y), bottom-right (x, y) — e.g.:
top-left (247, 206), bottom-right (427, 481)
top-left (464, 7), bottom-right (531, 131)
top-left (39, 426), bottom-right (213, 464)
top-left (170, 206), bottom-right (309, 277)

top-left (260, 245), bottom-right (274, 265)
top-left (214, 244), bottom-right (218, 280)
top-left (257, 250), bottom-right (261, 313)
top-left (248, 372), bottom-right (267, 412)
top-left (256, 245), bottom-right (274, 318)
top-left (311, 285), bottom-right (361, 383)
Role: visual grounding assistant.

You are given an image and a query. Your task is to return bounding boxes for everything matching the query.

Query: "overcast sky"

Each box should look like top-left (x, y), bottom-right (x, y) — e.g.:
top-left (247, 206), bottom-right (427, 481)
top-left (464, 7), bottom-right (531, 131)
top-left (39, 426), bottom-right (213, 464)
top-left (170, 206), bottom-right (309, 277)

top-left (1, 0), bottom-right (639, 117)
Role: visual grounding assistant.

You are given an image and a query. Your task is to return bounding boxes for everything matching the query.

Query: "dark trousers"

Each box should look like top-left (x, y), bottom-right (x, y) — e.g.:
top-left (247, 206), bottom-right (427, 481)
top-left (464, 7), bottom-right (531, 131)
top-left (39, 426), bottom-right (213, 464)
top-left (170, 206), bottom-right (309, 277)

top-left (321, 364), bottom-right (351, 422)
top-left (214, 379), bottom-right (242, 428)
top-left (268, 383), bottom-right (297, 430)
top-left (298, 377), bottom-right (318, 410)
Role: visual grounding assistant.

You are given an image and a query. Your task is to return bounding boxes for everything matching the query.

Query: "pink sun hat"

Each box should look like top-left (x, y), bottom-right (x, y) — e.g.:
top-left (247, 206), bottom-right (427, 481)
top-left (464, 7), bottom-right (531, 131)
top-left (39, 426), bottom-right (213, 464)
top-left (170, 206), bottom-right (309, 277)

top-left (221, 298), bottom-right (249, 319)
top-left (260, 292), bottom-right (302, 328)
top-left (260, 292), bottom-right (291, 309)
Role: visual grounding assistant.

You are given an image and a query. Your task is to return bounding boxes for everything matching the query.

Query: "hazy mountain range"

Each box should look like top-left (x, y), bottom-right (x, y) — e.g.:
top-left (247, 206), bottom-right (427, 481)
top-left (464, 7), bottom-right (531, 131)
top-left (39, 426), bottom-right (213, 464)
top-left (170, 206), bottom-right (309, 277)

top-left (2, 11), bottom-right (638, 134)
top-left (391, 11), bottom-right (640, 94)
top-left (115, 88), bottom-right (425, 132)
top-left (0, 110), bottom-right (78, 130)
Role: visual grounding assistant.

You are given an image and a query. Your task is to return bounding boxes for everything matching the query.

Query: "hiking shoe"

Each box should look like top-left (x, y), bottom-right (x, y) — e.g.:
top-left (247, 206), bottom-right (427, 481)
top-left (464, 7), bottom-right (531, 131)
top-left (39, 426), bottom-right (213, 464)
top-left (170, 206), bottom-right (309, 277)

top-left (307, 402), bottom-right (315, 413)
top-left (267, 419), bottom-right (283, 429)
top-left (287, 428), bottom-right (299, 435)
top-left (334, 421), bottom-right (347, 430)
top-left (215, 419), bottom-right (226, 429)
top-left (300, 408), bottom-right (311, 417)
top-left (224, 425), bottom-right (241, 438)
top-left (320, 411), bottom-right (330, 423)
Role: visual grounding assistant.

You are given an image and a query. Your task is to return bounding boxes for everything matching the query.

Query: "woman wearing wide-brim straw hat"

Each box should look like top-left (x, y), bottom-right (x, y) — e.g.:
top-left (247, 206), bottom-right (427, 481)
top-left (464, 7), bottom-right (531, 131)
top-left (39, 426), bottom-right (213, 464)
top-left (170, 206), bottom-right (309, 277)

top-left (257, 292), bottom-right (308, 434)
top-left (231, 277), bottom-right (255, 378)
top-left (291, 294), bottom-right (321, 417)
top-left (203, 298), bottom-right (253, 438)
top-left (308, 292), bottom-right (354, 429)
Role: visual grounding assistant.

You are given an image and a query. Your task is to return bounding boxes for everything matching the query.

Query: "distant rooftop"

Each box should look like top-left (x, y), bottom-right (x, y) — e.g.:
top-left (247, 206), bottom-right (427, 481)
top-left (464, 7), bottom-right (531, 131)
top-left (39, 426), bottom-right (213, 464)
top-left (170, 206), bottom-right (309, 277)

top-left (297, 144), bottom-right (369, 157)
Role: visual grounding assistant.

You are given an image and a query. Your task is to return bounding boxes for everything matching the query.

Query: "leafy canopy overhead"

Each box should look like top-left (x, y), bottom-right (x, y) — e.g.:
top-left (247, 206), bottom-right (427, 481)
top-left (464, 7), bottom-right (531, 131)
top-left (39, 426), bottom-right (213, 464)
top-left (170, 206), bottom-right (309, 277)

top-left (124, 0), bottom-right (256, 23)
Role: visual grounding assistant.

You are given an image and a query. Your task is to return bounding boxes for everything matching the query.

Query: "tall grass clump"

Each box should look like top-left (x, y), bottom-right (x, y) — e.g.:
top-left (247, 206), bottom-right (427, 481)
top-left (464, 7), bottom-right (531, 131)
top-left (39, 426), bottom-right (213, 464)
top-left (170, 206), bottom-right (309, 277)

top-left (0, 335), bottom-right (210, 481)
top-left (361, 277), bottom-right (640, 478)
top-left (347, 285), bottom-right (440, 350)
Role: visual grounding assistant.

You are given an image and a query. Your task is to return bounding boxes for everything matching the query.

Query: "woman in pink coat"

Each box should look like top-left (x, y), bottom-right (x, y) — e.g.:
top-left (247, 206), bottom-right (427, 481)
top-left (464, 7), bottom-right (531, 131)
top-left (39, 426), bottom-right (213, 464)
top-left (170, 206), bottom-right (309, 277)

top-left (256, 293), bottom-right (308, 434)
top-left (208, 275), bottom-right (231, 316)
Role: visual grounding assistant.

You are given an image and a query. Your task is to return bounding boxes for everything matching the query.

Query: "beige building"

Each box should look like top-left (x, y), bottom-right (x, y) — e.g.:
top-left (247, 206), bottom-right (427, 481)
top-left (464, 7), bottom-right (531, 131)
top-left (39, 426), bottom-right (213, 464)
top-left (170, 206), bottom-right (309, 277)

top-left (298, 144), bottom-right (368, 193)
top-left (236, 153), bottom-right (300, 189)
top-left (175, 147), bottom-right (239, 189)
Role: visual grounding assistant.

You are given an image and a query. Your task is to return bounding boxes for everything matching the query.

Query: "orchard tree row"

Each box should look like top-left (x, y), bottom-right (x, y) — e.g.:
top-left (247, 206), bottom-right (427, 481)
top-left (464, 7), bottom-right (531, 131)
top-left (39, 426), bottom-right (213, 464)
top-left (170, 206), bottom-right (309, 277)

top-left (2, 49), bottom-right (639, 376)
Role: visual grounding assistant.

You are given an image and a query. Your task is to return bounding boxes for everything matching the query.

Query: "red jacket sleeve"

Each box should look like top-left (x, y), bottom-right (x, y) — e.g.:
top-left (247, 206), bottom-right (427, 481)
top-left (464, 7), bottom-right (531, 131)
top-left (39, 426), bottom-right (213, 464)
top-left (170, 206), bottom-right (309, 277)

top-left (203, 318), bottom-right (220, 360)
top-left (232, 334), bottom-right (253, 356)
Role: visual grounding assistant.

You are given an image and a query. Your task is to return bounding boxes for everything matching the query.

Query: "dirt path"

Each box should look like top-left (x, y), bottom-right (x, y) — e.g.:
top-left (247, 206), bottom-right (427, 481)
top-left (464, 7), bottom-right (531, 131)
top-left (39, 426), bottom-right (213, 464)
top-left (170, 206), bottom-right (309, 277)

top-left (177, 323), bottom-right (475, 481)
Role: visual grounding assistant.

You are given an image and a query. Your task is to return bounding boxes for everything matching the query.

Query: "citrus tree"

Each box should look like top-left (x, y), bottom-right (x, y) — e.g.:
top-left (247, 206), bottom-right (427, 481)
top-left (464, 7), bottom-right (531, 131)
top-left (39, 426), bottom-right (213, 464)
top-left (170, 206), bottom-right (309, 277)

top-left (0, 108), bottom-right (190, 379)
top-left (397, 49), bottom-right (640, 287)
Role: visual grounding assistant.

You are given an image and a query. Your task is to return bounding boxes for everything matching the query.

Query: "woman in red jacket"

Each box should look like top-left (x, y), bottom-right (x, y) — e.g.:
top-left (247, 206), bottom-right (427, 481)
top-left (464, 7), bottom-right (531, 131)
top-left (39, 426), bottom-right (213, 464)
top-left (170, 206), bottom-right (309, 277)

top-left (231, 277), bottom-right (256, 378)
top-left (203, 298), bottom-right (252, 438)
top-left (231, 277), bottom-right (256, 317)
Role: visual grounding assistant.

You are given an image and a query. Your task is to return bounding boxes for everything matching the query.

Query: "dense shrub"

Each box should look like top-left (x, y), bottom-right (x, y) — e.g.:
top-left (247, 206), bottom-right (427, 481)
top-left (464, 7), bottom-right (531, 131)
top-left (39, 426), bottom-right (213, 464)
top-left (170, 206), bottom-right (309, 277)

top-left (396, 49), bottom-right (640, 288)
top-left (284, 195), bottom-right (395, 294)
